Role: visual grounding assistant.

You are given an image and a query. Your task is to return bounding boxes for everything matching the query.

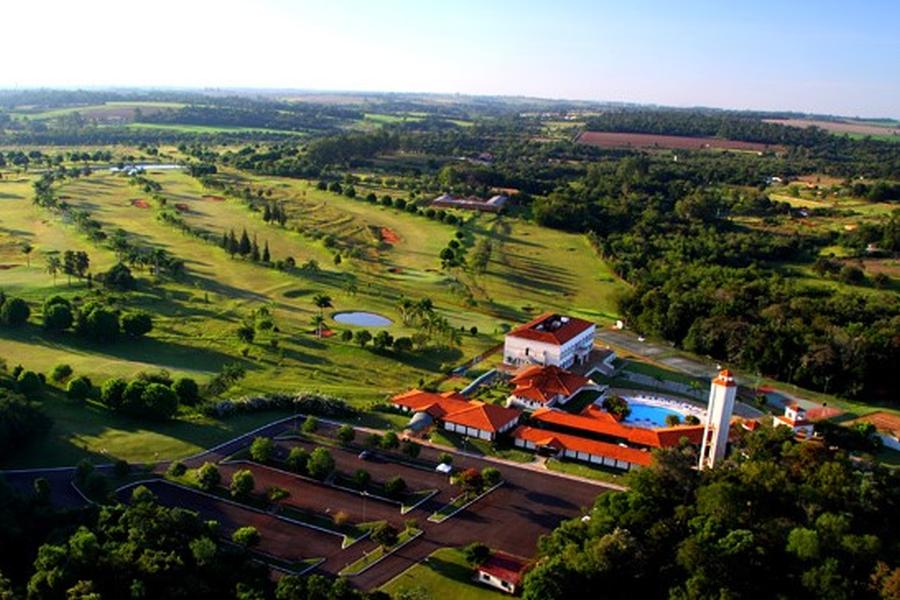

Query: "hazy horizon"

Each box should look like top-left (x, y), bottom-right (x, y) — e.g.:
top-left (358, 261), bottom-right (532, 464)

top-left (2, 0), bottom-right (898, 118)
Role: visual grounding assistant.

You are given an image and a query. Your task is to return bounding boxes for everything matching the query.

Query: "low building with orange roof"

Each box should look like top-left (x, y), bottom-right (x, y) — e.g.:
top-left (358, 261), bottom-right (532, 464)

top-left (392, 390), bottom-right (521, 441)
top-left (506, 364), bottom-right (598, 410)
top-left (529, 405), bottom-right (706, 449)
top-left (842, 411), bottom-right (900, 451)
top-left (513, 425), bottom-right (653, 471)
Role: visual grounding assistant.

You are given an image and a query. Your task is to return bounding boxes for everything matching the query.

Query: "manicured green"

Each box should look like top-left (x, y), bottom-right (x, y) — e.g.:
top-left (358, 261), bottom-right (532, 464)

top-left (380, 548), bottom-right (507, 600)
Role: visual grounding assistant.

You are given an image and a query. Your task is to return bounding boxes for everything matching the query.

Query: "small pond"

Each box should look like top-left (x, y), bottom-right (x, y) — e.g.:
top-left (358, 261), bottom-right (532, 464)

top-left (332, 311), bottom-right (393, 327)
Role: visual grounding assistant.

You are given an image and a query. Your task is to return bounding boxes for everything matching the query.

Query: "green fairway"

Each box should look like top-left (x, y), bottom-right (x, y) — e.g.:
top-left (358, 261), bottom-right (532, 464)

top-left (380, 548), bottom-right (508, 600)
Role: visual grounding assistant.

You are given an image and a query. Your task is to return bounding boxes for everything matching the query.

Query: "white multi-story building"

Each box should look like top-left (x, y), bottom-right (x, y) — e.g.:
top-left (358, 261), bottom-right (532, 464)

top-left (503, 313), bottom-right (595, 368)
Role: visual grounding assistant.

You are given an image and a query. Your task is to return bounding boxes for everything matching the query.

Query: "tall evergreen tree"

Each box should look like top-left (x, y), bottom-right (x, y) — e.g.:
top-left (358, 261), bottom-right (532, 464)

top-left (251, 234), bottom-right (260, 262)
top-left (262, 241), bottom-right (270, 263)
top-left (238, 229), bottom-right (251, 256)
top-left (227, 229), bottom-right (238, 257)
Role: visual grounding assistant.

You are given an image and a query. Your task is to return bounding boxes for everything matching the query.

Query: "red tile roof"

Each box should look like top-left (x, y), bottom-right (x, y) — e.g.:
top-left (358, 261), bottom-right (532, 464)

top-left (443, 402), bottom-right (521, 433)
top-left (392, 390), bottom-right (520, 433)
top-left (391, 390), bottom-right (471, 419)
top-left (478, 551), bottom-right (531, 587)
top-left (513, 426), bottom-right (654, 467)
top-left (507, 312), bottom-right (595, 345)
top-left (713, 369), bottom-right (736, 387)
top-left (845, 411), bottom-right (900, 436)
top-left (510, 365), bottom-right (592, 404)
top-left (530, 406), bottom-right (706, 448)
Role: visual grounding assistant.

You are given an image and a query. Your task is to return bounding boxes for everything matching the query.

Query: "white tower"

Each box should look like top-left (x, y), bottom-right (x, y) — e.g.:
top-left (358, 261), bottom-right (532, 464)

top-left (698, 369), bottom-right (737, 470)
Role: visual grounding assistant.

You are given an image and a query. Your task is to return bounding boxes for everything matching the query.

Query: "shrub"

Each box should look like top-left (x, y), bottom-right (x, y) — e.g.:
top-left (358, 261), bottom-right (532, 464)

top-left (43, 303), bottom-right (74, 332)
top-left (481, 467), bottom-right (501, 488)
top-left (457, 468), bottom-right (483, 495)
top-left (602, 394), bottom-right (631, 420)
top-left (336, 424), bottom-right (355, 444)
top-left (685, 415), bottom-right (701, 425)
top-left (230, 469), bottom-right (255, 499)
top-left (137, 382), bottom-right (179, 420)
top-left (438, 452), bottom-right (453, 466)
top-left (340, 329), bottom-right (353, 342)
top-left (100, 377), bottom-right (128, 410)
top-left (201, 392), bottom-right (356, 420)
top-left (353, 469), bottom-right (371, 490)
top-left (384, 476), bottom-right (407, 498)
top-left (464, 542), bottom-right (490, 566)
top-left (99, 262), bottom-right (136, 290)
top-left (380, 431), bottom-right (400, 450)
top-left (301, 415), bottom-right (318, 433)
top-left (286, 447), bottom-right (310, 474)
top-left (250, 436), bottom-right (274, 463)
top-left (268, 486), bottom-right (289, 502)
top-left (121, 312), bottom-right (153, 337)
top-left (172, 377), bottom-right (200, 405)
top-left (197, 462), bottom-right (221, 491)
top-left (51, 364), bottom-right (73, 383)
top-left (15, 371), bottom-right (43, 398)
top-left (307, 447), bottom-right (335, 480)
top-left (232, 526), bottom-right (260, 547)
top-left (167, 461), bottom-right (187, 477)
top-left (66, 376), bottom-right (93, 401)
top-left (365, 433), bottom-right (383, 448)
top-left (665, 414), bottom-right (682, 427)
top-left (0, 297), bottom-right (30, 327)
top-left (401, 440), bottom-right (421, 458)
top-left (370, 523), bottom-right (399, 548)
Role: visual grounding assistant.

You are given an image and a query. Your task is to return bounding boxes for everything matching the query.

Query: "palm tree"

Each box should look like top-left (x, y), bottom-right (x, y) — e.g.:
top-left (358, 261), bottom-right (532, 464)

top-left (46, 255), bottom-right (61, 285)
top-left (312, 293), bottom-right (333, 316)
top-left (311, 314), bottom-right (326, 338)
top-left (21, 242), bottom-right (33, 267)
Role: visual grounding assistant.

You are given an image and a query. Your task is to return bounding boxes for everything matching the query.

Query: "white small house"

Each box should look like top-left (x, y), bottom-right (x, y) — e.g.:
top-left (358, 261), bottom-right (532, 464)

top-left (773, 404), bottom-right (815, 438)
top-left (475, 552), bottom-right (530, 595)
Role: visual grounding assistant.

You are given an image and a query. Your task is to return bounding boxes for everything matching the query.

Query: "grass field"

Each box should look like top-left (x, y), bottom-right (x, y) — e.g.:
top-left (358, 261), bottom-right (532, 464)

top-left (127, 122), bottom-right (306, 136)
top-left (380, 548), bottom-right (508, 600)
top-left (0, 164), bottom-right (625, 466)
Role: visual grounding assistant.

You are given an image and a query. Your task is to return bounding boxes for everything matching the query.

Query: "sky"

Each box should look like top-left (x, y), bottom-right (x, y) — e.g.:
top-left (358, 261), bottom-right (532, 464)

top-left (1, 0), bottom-right (898, 117)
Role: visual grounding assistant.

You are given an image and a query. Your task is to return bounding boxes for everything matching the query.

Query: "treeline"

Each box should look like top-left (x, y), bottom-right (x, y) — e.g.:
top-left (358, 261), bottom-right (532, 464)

top-left (139, 102), bottom-right (361, 133)
top-left (522, 426), bottom-right (900, 600)
top-left (583, 110), bottom-right (900, 178)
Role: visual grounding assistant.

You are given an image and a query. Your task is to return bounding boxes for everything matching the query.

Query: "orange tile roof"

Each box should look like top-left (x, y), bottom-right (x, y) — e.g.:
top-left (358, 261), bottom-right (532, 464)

top-left (507, 312), bottom-right (594, 345)
top-left (530, 406), bottom-right (706, 448)
top-left (510, 365), bottom-right (592, 404)
top-left (713, 369), bottom-right (736, 387)
top-left (392, 390), bottom-right (520, 433)
top-left (443, 402), bottom-right (521, 433)
top-left (845, 411), bottom-right (900, 436)
top-left (513, 426), bottom-right (653, 467)
top-left (391, 389), bottom-right (471, 419)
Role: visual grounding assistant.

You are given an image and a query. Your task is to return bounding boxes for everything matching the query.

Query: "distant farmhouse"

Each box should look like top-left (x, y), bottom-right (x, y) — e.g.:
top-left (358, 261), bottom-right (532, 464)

top-left (430, 193), bottom-right (508, 213)
top-left (503, 312), bottom-right (596, 368)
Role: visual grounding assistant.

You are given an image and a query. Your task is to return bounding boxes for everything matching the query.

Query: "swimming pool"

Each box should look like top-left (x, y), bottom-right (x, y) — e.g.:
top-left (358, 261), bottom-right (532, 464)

top-left (332, 311), bottom-right (393, 327)
top-left (622, 400), bottom-right (687, 428)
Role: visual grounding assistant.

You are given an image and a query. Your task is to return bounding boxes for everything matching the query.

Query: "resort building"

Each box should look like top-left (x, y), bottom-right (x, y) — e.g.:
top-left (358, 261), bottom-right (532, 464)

top-left (503, 313), bottom-right (596, 368)
top-left (506, 365), bottom-right (598, 410)
top-left (431, 193), bottom-right (508, 212)
top-left (526, 406), bottom-right (706, 449)
top-left (843, 411), bottom-right (900, 451)
top-left (392, 390), bottom-right (521, 441)
top-left (513, 426), bottom-right (652, 471)
top-left (475, 551), bottom-right (531, 595)
top-left (773, 403), bottom-right (815, 438)
top-left (699, 369), bottom-right (738, 470)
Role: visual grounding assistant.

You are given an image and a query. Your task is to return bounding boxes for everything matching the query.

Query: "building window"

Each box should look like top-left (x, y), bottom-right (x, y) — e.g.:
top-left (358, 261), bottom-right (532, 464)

top-left (525, 348), bottom-right (530, 356)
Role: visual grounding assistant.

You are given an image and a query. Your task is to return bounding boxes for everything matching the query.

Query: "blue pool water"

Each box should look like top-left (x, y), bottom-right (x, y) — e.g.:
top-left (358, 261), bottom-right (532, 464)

top-left (332, 311), bottom-right (393, 327)
top-left (622, 401), bottom-right (685, 428)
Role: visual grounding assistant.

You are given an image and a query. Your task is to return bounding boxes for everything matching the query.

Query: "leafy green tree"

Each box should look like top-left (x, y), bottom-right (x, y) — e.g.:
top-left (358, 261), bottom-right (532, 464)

top-left (249, 437), bottom-right (274, 463)
top-left (66, 376), bottom-right (92, 401)
top-left (230, 469), bottom-right (255, 499)
top-left (384, 476), bottom-right (407, 498)
top-left (121, 312), bottom-right (153, 337)
top-left (336, 424), bottom-right (355, 444)
top-left (232, 526), bottom-right (260, 548)
top-left (197, 462), bottom-right (221, 491)
top-left (99, 378), bottom-right (127, 409)
top-left (286, 447), bottom-right (309, 473)
top-left (172, 377), bottom-right (200, 405)
top-left (370, 523), bottom-right (399, 548)
top-left (481, 467), bottom-right (501, 487)
top-left (353, 469), bottom-right (371, 490)
top-left (51, 363), bottom-right (73, 383)
top-left (43, 302), bottom-right (74, 332)
top-left (602, 394), bottom-right (631, 420)
top-left (301, 415), bottom-right (318, 433)
top-left (380, 431), bottom-right (399, 450)
top-left (464, 542), bottom-right (490, 566)
top-left (0, 297), bottom-right (30, 326)
top-left (15, 370), bottom-right (43, 398)
top-left (307, 447), bottom-right (335, 480)
top-left (354, 330), bottom-right (372, 348)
